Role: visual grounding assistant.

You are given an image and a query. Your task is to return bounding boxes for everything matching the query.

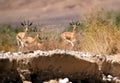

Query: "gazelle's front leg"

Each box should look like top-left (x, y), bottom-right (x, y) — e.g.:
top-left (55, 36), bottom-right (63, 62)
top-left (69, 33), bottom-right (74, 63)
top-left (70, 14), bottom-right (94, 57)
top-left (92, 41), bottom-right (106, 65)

top-left (16, 38), bottom-right (22, 51)
top-left (64, 38), bottom-right (74, 47)
top-left (20, 39), bottom-right (28, 52)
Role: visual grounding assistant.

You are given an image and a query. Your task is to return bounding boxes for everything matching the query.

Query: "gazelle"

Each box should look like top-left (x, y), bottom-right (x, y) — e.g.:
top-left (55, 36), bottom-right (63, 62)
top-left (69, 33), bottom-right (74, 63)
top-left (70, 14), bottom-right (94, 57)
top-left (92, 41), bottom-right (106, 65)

top-left (24, 32), bottom-right (41, 47)
top-left (23, 28), bottom-right (42, 50)
top-left (61, 24), bottom-right (77, 48)
top-left (16, 21), bottom-right (32, 51)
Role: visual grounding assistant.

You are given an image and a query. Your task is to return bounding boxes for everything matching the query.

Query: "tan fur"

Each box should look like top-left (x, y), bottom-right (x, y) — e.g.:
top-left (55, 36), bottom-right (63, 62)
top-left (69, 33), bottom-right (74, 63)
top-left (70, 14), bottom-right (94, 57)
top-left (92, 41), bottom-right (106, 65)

top-left (61, 25), bottom-right (77, 47)
top-left (24, 33), bottom-right (41, 49)
top-left (16, 25), bottom-right (30, 51)
top-left (25, 33), bottom-right (39, 45)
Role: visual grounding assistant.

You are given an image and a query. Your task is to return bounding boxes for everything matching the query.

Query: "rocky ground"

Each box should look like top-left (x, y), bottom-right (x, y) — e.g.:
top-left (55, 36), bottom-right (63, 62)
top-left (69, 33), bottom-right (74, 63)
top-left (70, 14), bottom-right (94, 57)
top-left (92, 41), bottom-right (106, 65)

top-left (0, 49), bottom-right (120, 83)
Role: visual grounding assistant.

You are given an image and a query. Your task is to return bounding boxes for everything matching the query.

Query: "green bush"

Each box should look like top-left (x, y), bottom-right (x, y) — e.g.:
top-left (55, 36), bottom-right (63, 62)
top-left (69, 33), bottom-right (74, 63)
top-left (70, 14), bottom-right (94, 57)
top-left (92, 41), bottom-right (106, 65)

top-left (105, 11), bottom-right (120, 28)
top-left (0, 25), bottom-right (22, 51)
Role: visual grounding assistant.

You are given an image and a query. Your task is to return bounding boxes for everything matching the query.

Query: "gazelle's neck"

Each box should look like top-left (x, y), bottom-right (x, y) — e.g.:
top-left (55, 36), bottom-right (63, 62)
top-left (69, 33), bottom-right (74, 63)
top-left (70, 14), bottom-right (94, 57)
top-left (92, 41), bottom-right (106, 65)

top-left (32, 34), bottom-right (39, 42)
top-left (24, 29), bottom-right (28, 38)
top-left (72, 28), bottom-right (76, 34)
top-left (72, 25), bottom-right (77, 34)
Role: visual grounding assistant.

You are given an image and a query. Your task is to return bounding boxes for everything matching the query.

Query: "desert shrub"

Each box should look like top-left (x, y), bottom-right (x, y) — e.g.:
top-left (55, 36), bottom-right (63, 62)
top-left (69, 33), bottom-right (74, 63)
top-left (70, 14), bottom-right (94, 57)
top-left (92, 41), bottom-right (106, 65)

top-left (80, 9), bottom-right (120, 54)
top-left (113, 12), bottom-right (120, 28)
top-left (36, 10), bottom-right (120, 54)
top-left (36, 31), bottom-right (70, 50)
top-left (105, 11), bottom-right (120, 28)
top-left (1, 9), bottom-right (120, 54)
top-left (0, 25), bottom-right (22, 52)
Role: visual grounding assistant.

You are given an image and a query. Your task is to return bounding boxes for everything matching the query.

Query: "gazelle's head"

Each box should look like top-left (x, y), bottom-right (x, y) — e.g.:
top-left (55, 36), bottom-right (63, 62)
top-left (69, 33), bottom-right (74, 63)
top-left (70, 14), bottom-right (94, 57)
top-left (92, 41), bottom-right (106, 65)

top-left (36, 32), bottom-right (40, 38)
top-left (73, 24), bottom-right (77, 31)
top-left (21, 20), bottom-right (32, 32)
top-left (33, 26), bottom-right (41, 39)
top-left (38, 36), bottom-right (48, 43)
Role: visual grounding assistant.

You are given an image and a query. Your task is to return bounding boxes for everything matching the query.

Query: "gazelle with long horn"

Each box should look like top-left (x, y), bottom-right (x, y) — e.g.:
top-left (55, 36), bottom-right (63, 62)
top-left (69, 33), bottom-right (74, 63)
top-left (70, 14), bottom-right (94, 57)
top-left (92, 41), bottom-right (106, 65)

top-left (16, 20), bottom-right (32, 51)
top-left (61, 24), bottom-right (77, 48)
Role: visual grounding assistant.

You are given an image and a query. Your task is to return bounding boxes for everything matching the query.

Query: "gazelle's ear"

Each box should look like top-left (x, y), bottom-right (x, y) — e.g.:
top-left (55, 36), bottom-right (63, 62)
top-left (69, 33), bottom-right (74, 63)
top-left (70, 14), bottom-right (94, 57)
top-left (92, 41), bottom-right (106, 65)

top-left (69, 23), bottom-right (73, 25)
top-left (21, 23), bottom-right (24, 26)
top-left (29, 22), bottom-right (32, 26)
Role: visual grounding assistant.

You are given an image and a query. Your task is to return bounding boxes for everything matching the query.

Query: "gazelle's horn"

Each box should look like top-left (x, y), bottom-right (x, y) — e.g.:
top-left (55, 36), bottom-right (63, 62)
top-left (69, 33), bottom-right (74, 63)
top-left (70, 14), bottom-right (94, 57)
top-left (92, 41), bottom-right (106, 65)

top-left (24, 20), bottom-right (26, 25)
top-left (27, 20), bottom-right (29, 25)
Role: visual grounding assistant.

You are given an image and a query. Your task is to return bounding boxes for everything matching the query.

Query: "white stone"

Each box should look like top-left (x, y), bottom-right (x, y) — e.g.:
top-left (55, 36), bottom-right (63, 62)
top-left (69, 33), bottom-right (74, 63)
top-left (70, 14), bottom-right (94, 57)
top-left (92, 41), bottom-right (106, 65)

top-left (23, 81), bottom-right (32, 83)
top-left (107, 75), bottom-right (113, 79)
top-left (107, 78), bottom-right (112, 81)
top-left (59, 78), bottom-right (69, 83)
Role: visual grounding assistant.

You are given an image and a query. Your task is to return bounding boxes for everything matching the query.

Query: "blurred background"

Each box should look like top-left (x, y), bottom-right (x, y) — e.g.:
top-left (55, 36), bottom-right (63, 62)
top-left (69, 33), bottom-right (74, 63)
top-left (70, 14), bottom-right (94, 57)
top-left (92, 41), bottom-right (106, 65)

top-left (0, 0), bottom-right (120, 27)
top-left (1, 0), bottom-right (120, 53)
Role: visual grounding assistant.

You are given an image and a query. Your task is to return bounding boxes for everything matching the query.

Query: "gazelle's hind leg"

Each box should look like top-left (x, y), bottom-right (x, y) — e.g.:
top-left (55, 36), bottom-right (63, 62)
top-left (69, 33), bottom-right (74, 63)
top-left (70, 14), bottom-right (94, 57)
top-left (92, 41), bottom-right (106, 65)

top-left (18, 41), bottom-right (21, 51)
top-left (20, 40), bottom-right (27, 52)
top-left (64, 39), bottom-right (74, 46)
top-left (65, 39), bottom-right (74, 49)
top-left (16, 38), bottom-right (21, 51)
top-left (17, 38), bottom-right (25, 52)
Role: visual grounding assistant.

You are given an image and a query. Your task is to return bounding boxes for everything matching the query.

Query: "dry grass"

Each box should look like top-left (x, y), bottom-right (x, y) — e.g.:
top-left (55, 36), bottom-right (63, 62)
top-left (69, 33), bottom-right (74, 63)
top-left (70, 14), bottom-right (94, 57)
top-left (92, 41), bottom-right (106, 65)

top-left (26, 31), bottom-right (73, 51)
top-left (34, 9), bottom-right (120, 55)
top-left (80, 25), bottom-right (120, 54)
top-left (1, 9), bottom-right (120, 55)
top-left (80, 9), bottom-right (120, 54)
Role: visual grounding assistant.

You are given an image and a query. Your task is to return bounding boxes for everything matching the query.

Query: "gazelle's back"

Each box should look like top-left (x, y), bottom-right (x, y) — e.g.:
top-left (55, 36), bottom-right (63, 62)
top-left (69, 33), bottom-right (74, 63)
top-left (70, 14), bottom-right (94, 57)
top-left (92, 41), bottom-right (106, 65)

top-left (16, 32), bottom-right (28, 39)
top-left (61, 32), bottom-right (75, 40)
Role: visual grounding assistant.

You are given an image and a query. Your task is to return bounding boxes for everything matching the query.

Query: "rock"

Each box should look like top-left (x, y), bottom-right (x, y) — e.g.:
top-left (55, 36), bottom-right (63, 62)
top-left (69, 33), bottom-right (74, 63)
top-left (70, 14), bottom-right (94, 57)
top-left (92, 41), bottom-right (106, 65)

top-left (116, 80), bottom-right (120, 83)
top-left (107, 78), bottom-right (112, 82)
top-left (43, 78), bottom-right (72, 83)
top-left (107, 75), bottom-right (113, 79)
top-left (59, 78), bottom-right (69, 83)
top-left (43, 79), bottom-right (58, 83)
top-left (1, 49), bottom-right (120, 83)
top-left (23, 81), bottom-right (32, 83)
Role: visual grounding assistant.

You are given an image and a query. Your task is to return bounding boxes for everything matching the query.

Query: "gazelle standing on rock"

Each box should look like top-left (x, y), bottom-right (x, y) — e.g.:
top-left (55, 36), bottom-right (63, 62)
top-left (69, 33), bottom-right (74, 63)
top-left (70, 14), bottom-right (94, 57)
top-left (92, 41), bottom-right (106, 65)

top-left (61, 24), bottom-right (77, 48)
top-left (16, 21), bottom-right (32, 51)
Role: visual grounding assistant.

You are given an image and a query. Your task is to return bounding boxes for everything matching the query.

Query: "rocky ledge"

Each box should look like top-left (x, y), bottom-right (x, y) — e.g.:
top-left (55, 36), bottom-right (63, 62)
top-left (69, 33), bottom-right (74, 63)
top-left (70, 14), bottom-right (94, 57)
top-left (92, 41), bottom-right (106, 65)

top-left (0, 49), bottom-right (120, 83)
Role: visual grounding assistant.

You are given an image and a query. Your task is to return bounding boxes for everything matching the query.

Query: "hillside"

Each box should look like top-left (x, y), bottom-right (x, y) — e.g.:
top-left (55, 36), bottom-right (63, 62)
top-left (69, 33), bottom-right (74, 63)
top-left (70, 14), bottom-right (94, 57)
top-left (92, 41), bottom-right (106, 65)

top-left (0, 0), bottom-right (120, 27)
